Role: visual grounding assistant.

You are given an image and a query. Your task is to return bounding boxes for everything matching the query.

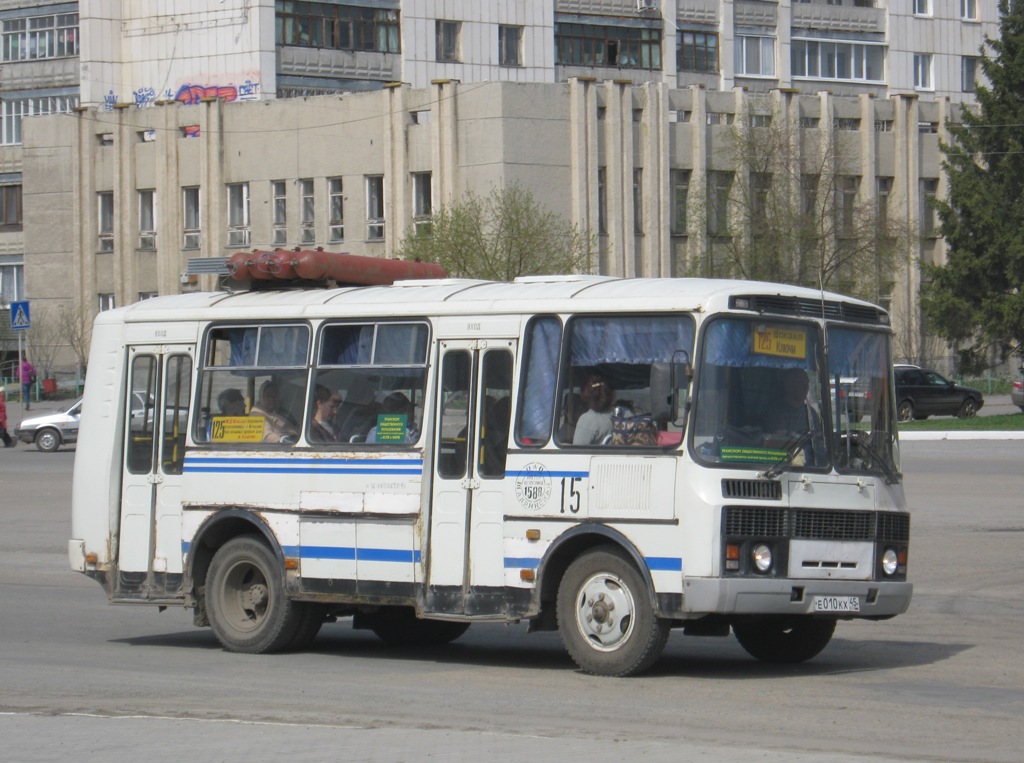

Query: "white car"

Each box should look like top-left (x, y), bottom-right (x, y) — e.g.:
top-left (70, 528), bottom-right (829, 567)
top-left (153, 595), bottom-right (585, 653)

top-left (15, 398), bottom-right (81, 452)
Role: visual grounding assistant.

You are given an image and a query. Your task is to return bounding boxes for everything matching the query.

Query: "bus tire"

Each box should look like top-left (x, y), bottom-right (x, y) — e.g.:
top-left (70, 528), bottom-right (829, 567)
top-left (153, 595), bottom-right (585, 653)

top-left (369, 607), bottom-right (470, 646)
top-left (206, 535), bottom-right (302, 654)
top-left (556, 546), bottom-right (669, 677)
top-left (732, 617), bottom-right (836, 663)
top-left (286, 603), bottom-right (326, 651)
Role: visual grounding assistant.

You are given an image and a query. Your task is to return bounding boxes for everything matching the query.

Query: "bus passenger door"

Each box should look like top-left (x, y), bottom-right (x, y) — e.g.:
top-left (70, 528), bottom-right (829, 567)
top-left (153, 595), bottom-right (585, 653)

top-left (116, 345), bottom-right (194, 599)
top-left (428, 340), bottom-right (515, 615)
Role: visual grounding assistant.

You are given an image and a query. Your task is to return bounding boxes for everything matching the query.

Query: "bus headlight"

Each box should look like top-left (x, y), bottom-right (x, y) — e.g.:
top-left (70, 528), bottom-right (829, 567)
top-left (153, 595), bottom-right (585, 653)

top-left (752, 543), bottom-right (773, 573)
top-left (881, 548), bottom-right (899, 576)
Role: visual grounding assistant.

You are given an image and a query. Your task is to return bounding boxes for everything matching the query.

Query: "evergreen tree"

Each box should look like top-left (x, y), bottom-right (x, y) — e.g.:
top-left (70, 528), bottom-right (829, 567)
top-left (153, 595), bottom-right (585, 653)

top-left (923, 0), bottom-right (1024, 372)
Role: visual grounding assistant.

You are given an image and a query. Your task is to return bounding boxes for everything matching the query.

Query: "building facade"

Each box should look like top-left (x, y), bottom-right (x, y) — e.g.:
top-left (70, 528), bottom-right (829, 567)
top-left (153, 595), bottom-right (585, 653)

top-left (2, 0), bottom-right (999, 375)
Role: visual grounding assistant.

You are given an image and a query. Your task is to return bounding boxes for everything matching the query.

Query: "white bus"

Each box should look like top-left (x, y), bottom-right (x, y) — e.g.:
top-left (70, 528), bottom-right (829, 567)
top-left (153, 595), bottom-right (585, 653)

top-left (69, 271), bottom-right (911, 676)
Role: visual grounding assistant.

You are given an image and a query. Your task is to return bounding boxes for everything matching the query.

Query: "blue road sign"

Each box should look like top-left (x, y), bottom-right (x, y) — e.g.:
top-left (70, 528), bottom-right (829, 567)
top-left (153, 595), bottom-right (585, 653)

top-left (10, 300), bottom-right (30, 331)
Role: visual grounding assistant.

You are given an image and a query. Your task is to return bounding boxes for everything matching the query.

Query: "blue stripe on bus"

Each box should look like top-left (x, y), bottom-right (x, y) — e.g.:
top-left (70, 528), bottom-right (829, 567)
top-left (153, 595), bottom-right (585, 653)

top-left (182, 541), bottom-right (420, 564)
top-left (503, 556), bottom-right (682, 572)
top-left (504, 470), bottom-right (589, 479)
top-left (182, 455), bottom-right (423, 476)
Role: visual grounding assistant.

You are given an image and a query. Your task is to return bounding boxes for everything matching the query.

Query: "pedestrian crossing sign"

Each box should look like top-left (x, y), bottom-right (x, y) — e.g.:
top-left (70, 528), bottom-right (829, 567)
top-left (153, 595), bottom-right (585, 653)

top-left (10, 300), bottom-right (30, 331)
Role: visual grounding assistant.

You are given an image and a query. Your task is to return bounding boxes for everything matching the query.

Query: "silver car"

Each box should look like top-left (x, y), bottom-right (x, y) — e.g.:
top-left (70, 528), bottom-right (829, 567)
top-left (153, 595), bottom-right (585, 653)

top-left (15, 398), bottom-right (81, 452)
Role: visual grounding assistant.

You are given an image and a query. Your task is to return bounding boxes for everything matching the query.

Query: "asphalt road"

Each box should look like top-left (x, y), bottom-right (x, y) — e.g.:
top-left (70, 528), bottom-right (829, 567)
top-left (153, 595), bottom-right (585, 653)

top-left (1, 439), bottom-right (1022, 762)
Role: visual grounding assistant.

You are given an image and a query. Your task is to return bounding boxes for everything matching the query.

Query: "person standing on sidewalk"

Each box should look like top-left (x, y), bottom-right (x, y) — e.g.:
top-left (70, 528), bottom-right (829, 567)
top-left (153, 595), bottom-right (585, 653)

top-left (0, 386), bottom-right (14, 447)
top-left (19, 357), bottom-right (36, 410)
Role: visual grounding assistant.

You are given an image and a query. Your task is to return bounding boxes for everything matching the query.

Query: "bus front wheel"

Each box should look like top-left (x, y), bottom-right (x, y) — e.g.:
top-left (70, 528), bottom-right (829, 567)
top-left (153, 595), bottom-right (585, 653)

top-left (556, 546), bottom-right (669, 677)
top-left (732, 617), bottom-right (836, 663)
top-left (206, 535), bottom-right (303, 653)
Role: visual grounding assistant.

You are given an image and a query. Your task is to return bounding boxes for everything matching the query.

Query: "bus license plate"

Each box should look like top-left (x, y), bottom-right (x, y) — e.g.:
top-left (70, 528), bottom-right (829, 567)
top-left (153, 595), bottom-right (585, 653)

top-left (813, 596), bottom-right (860, 613)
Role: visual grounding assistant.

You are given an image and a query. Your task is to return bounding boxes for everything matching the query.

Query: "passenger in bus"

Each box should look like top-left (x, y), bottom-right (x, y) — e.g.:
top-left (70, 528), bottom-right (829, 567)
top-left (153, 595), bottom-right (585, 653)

top-left (217, 388), bottom-right (247, 416)
top-left (335, 376), bottom-right (380, 442)
top-left (250, 380), bottom-right (299, 443)
top-left (309, 385), bottom-right (342, 443)
top-left (366, 392), bottom-right (418, 444)
top-left (481, 395), bottom-right (512, 474)
top-left (573, 374), bottom-right (615, 445)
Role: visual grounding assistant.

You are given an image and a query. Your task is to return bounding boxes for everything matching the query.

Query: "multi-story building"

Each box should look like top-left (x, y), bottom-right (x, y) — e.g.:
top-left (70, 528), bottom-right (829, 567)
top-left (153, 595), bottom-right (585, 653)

top-left (2, 0), bottom-right (999, 375)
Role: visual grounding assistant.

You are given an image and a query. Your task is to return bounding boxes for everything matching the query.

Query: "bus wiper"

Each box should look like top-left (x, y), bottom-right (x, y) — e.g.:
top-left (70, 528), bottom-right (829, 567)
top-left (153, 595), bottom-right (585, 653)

top-left (847, 430), bottom-right (901, 485)
top-left (758, 431), bottom-right (812, 481)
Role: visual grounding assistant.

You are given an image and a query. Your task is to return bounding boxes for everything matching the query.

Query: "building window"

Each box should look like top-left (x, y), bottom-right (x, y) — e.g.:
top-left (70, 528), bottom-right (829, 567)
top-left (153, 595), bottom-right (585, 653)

top-left (413, 173), bottom-right (432, 236)
top-left (708, 172), bottom-right (733, 236)
top-left (877, 177), bottom-right (893, 230)
top-left (276, 3), bottom-right (400, 53)
top-left (0, 185), bottom-right (22, 229)
top-left (138, 291), bottom-right (159, 301)
top-left (914, 53), bottom-right (932, 90)
top-left (678, 31), bottom-right (718, 73)
top-left (791, 40), bottom-right (885, 82)
top-left (1, 94), bottom-right (78, 146)
top-left (597, 168), bottom-right (607, 235)
top-left (227, 183), bottom-right (251, 247)
top-left (366, 175), bottom-right (384, 240)
top-left (671, 170), bottom-right (690, 236)
top-left (835, 176), bottom-right (859, 237)
top-left (137, 190), bottom-right (156, 249)
top-left (98, 192), bottom-right (114, 252)
top-left (499, 25), bottom-right (523, 67)
top-left (272, 181), bottom-right (287, 245)
top-left (300, 178), bottom-right (315, 244)
top-left (436, 20), bottom-right (461, 62)
top-left (751, 173), bottom-right (771, 227)
top-left (555, 22), bottom-right (662, 70)
top-left (913, 0), bottom-right (930, 15)
top-left (0, 261), bottom-right (24, 306)
top-left (633, 169), bottom-right (644, 235)
top-left (920, 179), bottom-right (938, 237)
top-left (2, 12), bottom-right (78, 61)
top-left (735, 35), bottom-right (776, 77)
top-left (961, 0), bottom-right (978, 19)
top-left (328, 177), bottom-right (344, 242)
top-left (183, 187), bottom-right (201, 249)
top-left (98, 293), bottom-right (116, 311)
top-left (962, 56), bottom-right (978, 92)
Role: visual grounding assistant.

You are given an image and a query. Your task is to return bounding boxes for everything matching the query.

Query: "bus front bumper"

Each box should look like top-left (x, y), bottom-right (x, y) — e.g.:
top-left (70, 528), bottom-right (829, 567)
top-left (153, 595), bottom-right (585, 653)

top-left (678, 577), bottom-right (913, 619)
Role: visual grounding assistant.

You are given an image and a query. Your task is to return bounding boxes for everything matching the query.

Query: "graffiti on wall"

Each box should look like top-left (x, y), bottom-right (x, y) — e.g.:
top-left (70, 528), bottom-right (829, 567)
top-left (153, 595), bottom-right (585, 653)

top-left (103, 80), bottom-right (262, 110)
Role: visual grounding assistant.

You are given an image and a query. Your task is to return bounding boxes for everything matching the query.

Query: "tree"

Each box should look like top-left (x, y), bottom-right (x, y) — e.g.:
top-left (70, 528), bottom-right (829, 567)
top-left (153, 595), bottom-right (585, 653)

top-left (683, 103), bottom-right (910, 306)
top-left (396, 183), bottom-right (596, 280)
top-left (26, 303), bottom-right (63, 380)
top-left (922, 1), bottom-right (1024, 373)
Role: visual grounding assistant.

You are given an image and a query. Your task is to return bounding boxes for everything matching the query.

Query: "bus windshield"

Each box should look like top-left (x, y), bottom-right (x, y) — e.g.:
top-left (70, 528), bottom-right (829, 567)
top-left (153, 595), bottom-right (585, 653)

top-left (691, 317), bottom-right (899, 480)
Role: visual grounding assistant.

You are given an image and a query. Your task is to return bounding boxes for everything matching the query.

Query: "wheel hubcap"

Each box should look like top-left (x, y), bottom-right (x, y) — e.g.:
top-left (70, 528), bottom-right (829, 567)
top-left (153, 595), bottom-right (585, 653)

top-left (223, 562), bottom-right (269, 631)
top-left (575, 572), bottom-right (635, 652)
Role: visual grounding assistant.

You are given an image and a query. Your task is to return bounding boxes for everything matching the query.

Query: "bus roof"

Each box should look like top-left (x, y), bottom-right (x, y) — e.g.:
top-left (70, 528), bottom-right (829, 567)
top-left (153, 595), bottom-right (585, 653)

top-left (97, 276), bottom-right (886, 326)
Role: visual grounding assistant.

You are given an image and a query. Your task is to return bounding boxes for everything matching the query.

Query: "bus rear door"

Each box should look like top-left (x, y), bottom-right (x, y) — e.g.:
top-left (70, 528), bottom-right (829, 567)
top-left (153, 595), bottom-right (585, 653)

top-left (116, 345), bottom-right (194, 599)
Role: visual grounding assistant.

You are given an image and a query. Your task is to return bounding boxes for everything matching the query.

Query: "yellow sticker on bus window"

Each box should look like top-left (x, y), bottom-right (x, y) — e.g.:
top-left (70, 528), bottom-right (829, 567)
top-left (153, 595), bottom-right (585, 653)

top-left (211, 415), bottom-right (265, 443)
top-left (753, 326), bottom-right (807, 360)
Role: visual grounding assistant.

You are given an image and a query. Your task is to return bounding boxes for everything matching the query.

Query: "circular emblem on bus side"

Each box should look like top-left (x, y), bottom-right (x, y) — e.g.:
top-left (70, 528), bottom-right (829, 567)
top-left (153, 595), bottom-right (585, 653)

top-left (515, 462), bottom-right (552, 511)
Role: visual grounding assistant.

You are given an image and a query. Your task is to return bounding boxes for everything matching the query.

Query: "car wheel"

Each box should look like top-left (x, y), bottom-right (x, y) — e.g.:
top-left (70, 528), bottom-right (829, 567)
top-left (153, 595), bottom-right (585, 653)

top-left (958, 398), bottom-right (979, 419)
top-left (35, 428), bottom-right (61, 452)
top-left (897, 400), bottom-right (914, 423)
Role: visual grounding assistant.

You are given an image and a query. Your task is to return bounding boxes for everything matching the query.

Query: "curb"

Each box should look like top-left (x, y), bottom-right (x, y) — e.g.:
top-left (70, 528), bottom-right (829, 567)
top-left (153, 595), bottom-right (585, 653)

top-left (899, 430), bottom-right (1024, 440)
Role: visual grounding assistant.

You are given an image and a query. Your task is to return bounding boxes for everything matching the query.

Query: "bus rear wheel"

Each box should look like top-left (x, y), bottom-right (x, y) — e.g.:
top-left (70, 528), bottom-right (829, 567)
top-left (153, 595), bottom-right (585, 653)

top-left (556, 546), bottom-right (669, 677)
top-left (206, 535), bottom-right (303, 653)
top-left (732, 618), bottom-right (836, 663)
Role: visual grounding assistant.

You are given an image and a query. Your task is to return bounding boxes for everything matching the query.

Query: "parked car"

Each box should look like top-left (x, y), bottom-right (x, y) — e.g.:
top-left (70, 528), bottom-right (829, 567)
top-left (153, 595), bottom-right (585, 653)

top-left (894, 367), bottom-right (983, 421)
top-left (1012, 367), bottom-right (1024, 412)
top-left (15, 398), bottom-right (82, 452)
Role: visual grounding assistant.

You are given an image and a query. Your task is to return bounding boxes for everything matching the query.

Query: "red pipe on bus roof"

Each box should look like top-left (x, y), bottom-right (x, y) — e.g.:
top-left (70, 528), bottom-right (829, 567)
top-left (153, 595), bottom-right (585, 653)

top-left (226, 249), bottom-right (446, 285)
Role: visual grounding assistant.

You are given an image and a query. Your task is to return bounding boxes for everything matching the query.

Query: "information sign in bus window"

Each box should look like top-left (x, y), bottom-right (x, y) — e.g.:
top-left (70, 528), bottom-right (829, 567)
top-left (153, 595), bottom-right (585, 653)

top-left (753, 325), bottom-right (807, 360)
top-left (210, 415), bottom-right (265, 443)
